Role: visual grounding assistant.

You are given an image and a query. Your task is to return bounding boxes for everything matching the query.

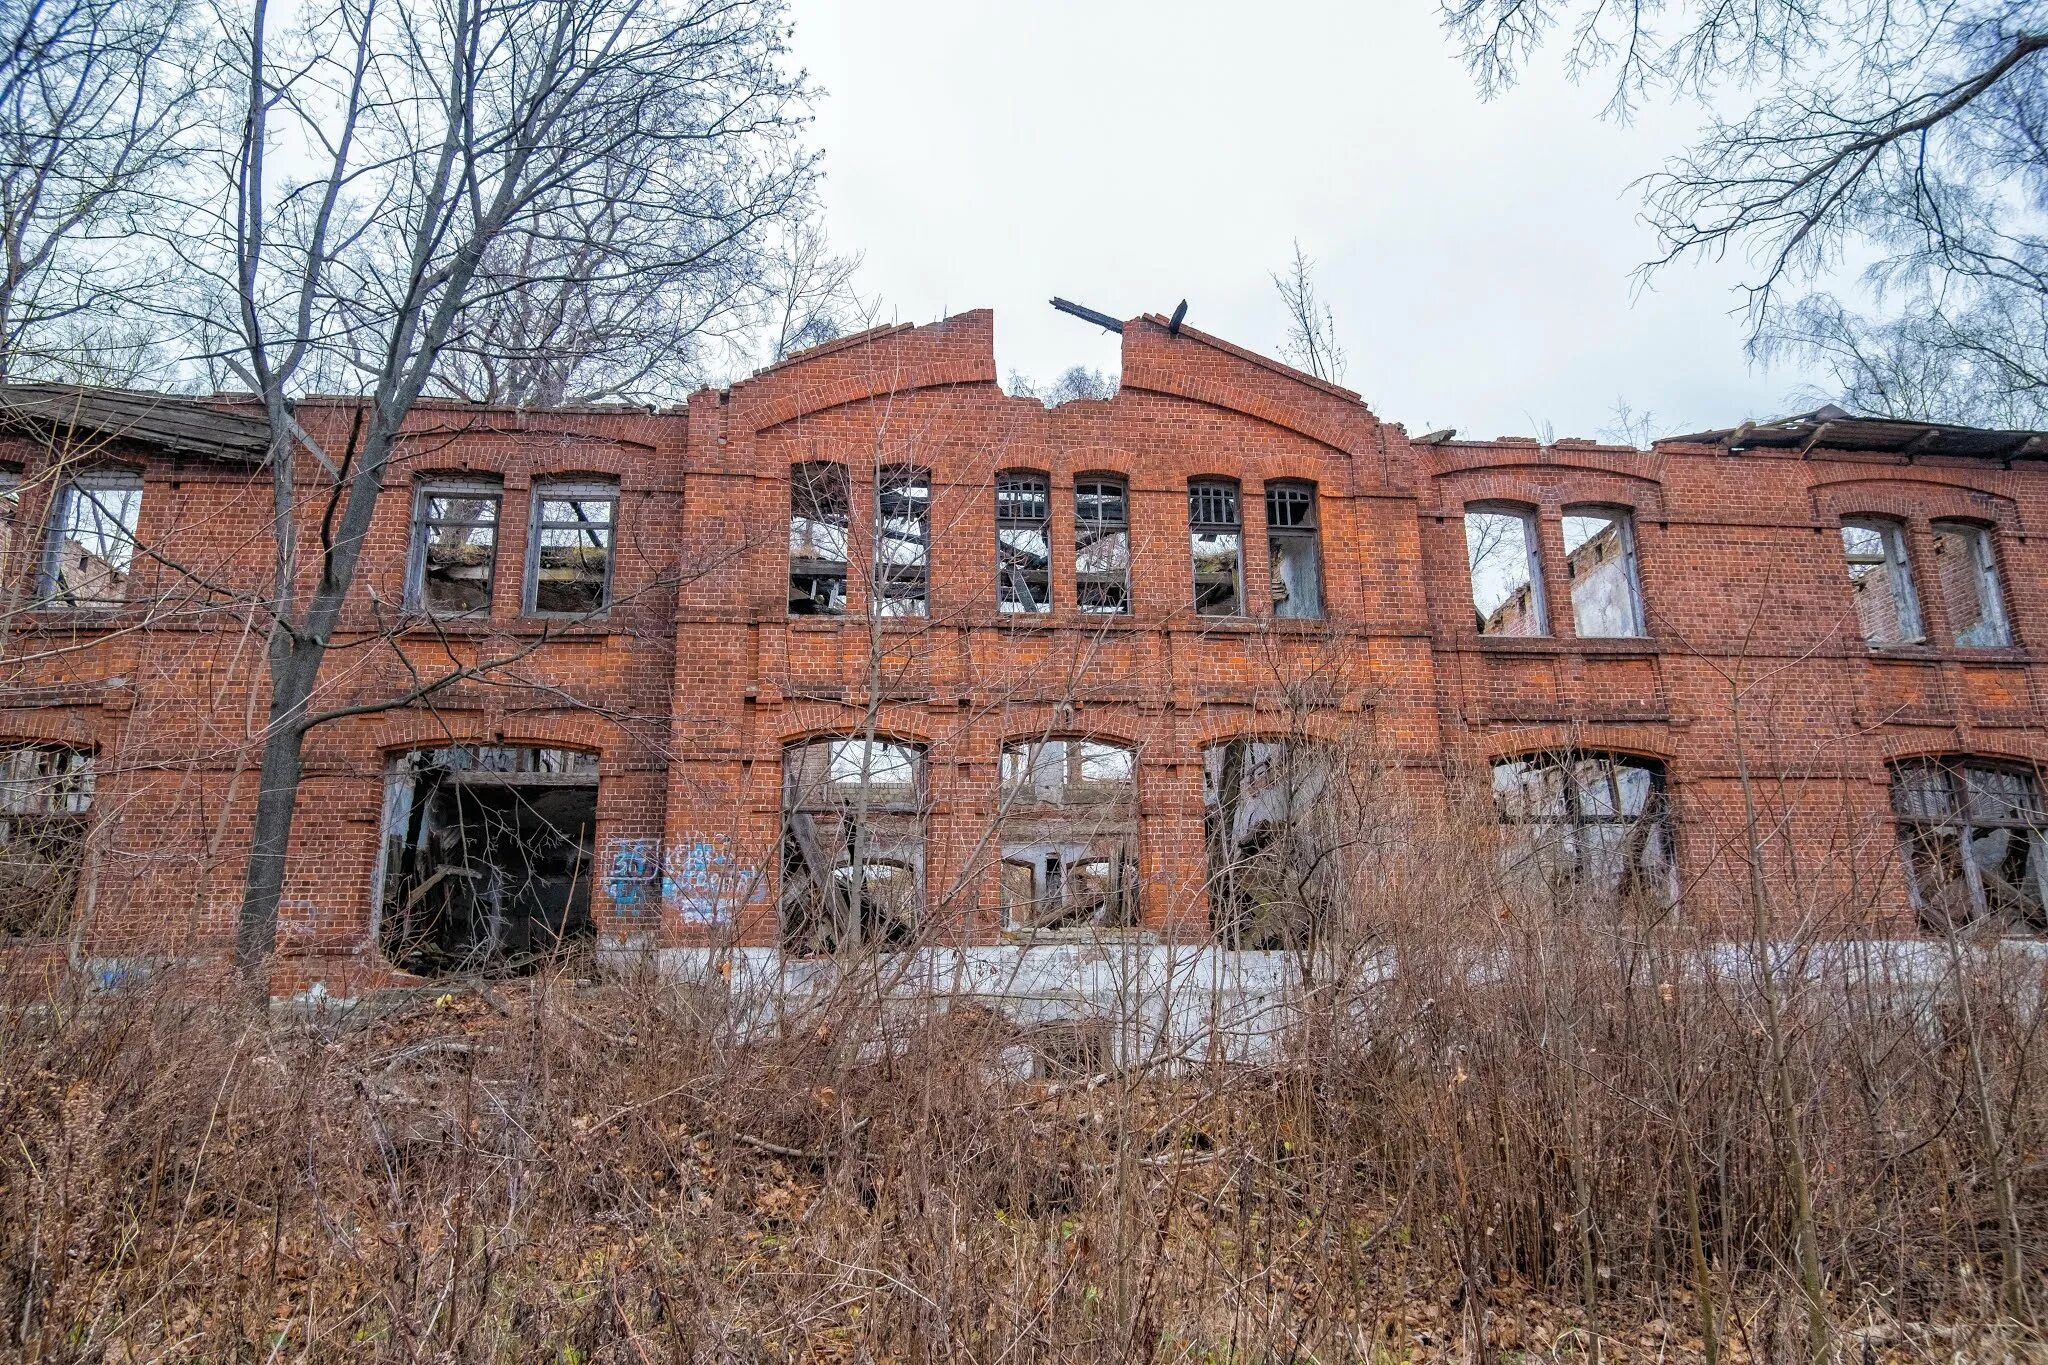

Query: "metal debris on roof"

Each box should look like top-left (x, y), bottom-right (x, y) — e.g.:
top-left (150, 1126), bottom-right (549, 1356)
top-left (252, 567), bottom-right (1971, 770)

top-left (0, 383), bottom-right (271, 462)
top-left (1664, 405), bottom-right (2048, 460)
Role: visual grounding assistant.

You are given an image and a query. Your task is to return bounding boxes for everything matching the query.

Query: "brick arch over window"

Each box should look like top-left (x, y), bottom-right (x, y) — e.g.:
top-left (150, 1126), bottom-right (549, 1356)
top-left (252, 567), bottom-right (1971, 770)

top-left (1809, 477), bottom-right (2021, 530)
top-left (771, 705), bottom-right (935, 751)
top-left (1424, 463), bottom-right (1668, 521)
top-left (372, 714), bottom-right (623, 762)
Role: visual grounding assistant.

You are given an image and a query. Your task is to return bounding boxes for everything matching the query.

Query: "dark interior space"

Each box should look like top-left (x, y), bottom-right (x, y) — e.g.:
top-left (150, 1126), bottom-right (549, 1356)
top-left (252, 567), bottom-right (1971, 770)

top-left (378, 747), bottom-right (598, 977)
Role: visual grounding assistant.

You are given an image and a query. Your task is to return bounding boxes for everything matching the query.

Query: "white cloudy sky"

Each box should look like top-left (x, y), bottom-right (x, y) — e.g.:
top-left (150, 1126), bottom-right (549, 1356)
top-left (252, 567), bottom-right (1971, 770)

top-left (781, 0), bottom-right (1830, 442)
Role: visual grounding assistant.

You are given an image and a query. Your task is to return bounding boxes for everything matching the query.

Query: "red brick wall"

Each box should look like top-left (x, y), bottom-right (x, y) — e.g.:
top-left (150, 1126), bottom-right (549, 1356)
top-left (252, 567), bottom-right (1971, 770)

top-left (3, 309), bottom-right (2044, 983)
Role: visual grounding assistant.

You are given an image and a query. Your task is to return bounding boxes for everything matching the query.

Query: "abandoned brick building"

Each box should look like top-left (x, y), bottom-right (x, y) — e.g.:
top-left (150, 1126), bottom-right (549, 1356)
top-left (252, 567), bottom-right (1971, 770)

top-left (2, 307), bottom-right (2046, 990)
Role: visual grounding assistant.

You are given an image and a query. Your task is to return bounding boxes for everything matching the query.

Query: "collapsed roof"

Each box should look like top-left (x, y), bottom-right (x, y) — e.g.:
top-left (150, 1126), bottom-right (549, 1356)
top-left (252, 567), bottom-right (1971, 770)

top-left (0, 383), bottom-right (270, 463)
top-left (1666, 404), bottom-right (2048, 461)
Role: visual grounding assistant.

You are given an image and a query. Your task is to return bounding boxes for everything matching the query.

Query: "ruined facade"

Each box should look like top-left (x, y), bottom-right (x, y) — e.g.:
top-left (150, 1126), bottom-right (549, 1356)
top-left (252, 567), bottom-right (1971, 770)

top-left (2, 310), bottom-right (2045, 990)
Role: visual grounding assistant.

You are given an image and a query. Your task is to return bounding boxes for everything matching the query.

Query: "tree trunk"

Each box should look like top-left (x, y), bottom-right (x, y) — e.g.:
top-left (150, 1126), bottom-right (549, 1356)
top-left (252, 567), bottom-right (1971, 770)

top-left (234, 637), bottom-right (326, 981)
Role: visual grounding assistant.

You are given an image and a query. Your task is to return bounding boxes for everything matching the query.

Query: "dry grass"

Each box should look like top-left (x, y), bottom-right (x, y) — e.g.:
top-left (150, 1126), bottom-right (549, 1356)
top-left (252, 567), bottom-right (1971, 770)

top-left (3, 880), bottom-right (2046, 1361)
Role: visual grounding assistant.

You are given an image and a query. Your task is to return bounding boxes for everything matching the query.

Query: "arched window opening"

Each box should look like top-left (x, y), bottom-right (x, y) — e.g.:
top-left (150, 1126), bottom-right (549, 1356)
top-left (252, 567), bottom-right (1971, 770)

top-left (1, 743), bottom-right (94, 940)
top-left (1841, 518), bottom-right (1923, 647)
top-left (996, 472), bottom-right (1051, 614)
top-left (1491, 752), bottom-right (1674, 907)
top-left (376, 745), bottom-right (599, 976)
top-left (1891, 758), bottom-right (2045, 933)
top-left (875, 465), bottom-right (930, 616)
top-left (1561, 506), bottom-right (1644, 638)
top-left (781, 737), bottom-right (925, 952)
top-left (790, 461), bottom-right (850, 615)
top-left (1075, 477), bottom-right (1130, 614)
top-left (998, 738), bottom-right (1138, 932)
top-left (1465, 504), bottom-right (1546, 636)
top-left (1265, 481), bottom-right (1323, 619)
top-left (1930, 522), bottom-right (2011, 648)
top-left (1203, 739), bottom-right (1340, 949)
top-left (1189, 480), bottom-right (1244, 616)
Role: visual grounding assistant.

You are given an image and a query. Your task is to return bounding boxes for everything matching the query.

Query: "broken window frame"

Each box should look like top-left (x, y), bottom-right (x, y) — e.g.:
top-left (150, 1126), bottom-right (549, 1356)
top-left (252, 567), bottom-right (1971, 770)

top-left (1202, 737), bottom-right (1341, 949)
top-left (0, 742), bottom-right (95, 940)
top-left (780, 736), bottom-right (927, 953)
top-left (1265, 480), bottom-right (1324, 620)
top-left (1891, 757), bottom-right (2047, 934)
top-left (1929, 520), bottom-right (2012, 649)
top-left (1560, 504), bottom-right (1646, 639)
top-left (874, 463), bottom-right (931, 618)
top-left (1841, 517), bottom-right (1924, 648)
top-left (997, 738), bottom-right (1140, 933)
top-left (1491, 751), bottom-right (1677, 908)
top-left (373, 745), bottom-right (601, 977)
top-left (38, 469), bottom-right (144, 609)
top-left (1075, 475), bottom-right (1131, 614)
top-left (789, 460), bottom-right (850, 616)
top-left (407, 479), bottom-right (502, 617)
top-left (995, 470), bottom-right (1052, 614)
top-left (1465, 503), bottom-right (1547, 637)
top-left (1188, 478), bottom-right (1244, 617)
top-left (524, 479), bottom-right (617, 618)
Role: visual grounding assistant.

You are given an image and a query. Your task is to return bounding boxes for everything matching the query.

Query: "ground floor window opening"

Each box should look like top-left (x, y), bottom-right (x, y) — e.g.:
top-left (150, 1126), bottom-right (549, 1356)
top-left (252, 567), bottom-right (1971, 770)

top-left (1203, 739), bottom-right (1341, 950)
top-left (376, 745), bottom-right (599, 977)
top-left (1, 743), bottom-right (95, 940)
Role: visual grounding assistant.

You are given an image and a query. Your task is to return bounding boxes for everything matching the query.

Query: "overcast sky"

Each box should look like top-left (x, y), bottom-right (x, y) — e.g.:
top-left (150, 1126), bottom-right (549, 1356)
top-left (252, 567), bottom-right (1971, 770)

top-left (782, 0), bottom-right (1828, 443)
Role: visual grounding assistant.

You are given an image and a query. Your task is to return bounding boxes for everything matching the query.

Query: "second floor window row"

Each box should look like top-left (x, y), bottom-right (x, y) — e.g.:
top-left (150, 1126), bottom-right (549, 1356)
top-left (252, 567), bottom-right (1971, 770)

top-left (787, 466), bottom-right (1325, 621)
top-left (1842, 517), bottom-right (2012, 650)
top-left (408, 477), bottom-right (618, 619)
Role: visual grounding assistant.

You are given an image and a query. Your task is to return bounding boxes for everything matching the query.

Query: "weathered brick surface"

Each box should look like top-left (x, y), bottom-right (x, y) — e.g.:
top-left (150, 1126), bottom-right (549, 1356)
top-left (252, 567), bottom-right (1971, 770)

top-left (1, 308), bottom-right (2043, 983)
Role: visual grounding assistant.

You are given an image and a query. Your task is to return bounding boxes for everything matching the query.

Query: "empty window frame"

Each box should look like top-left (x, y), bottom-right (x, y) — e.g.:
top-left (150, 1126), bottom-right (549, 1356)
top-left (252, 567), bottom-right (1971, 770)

top-left (1561, 506), bottom-right (1645, 638)
top-left (1930, 521), bottom-right (2011, 648)
top-left (39, 471), bottom-right (143, 608)
top-left (875, 464), bottom-right (930, 617)
top-left (1202, 738), bottom-right (1341, 948)
top-left (996, 472), bottom-right (1052, 614)
top-left (1266, 481), bottom-right (1324, 619)
top-left (1075, 477), bottom-right (1130, 614)
top-left (0, 743), bottom-right (94, 939)
top-left (1465, 505), bottom-right (1546, 636)
top-left (526, 481), bottom-right (616, 616)
top-left (789, 461), bottom-right (850, 616)
top-left (1891, 758), bottom-right (2046, 933)
top-left (1189, 479), bottom-right (1243, 616)
top-left (409, 481), bottom-right (501, 616)
top-left (781, 737), bottom-right (925, 952)
top-left (1841, 519), bottom-right (1923, 647)
top-left (375, 745), bottom-right (600, 976)
top-left (1491, 752), bottom-right (1675, 906)
top-left (998, 738), bottom-right (1139, 931)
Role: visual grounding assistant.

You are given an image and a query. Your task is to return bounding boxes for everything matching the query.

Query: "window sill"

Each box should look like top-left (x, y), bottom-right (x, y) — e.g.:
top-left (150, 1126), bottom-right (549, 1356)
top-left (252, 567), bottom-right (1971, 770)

top-left (1465, 634), bottom-right (1658, 656)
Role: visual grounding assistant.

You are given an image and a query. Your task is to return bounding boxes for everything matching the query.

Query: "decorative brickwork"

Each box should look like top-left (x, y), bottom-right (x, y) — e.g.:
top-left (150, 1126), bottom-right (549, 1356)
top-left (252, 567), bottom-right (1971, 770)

top-left (3, 308), bottom-right (2045, 988)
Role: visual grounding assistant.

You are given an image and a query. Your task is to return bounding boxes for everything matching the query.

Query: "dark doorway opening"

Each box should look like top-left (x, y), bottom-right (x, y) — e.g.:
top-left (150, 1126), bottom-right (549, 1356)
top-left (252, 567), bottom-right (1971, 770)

top-left (377, 746), bottom-right (598, 977)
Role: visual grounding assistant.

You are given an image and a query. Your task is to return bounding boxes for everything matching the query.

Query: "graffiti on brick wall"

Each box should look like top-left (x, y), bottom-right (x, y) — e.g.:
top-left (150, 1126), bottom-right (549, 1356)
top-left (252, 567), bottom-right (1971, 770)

top-left (661, 835), bottom-right (765, 926)
top-left (602, 838), bottom-right (660, 907)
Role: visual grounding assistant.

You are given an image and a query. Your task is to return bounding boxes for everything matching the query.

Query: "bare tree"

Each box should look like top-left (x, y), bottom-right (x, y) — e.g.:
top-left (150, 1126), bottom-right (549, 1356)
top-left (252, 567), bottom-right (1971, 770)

top-left (0, 0), bottom-right (204, 381)
top-left (1440, 0), bottom-right (2048, 419)
top-left (1006, 365), bottom-right (1117, 407)
top-left (1599, 396), bottom-right (1661, 446)
top-left (188, 0), bottom-right (818, 976)
top-left (1272, 239), bottom-right (1345, 385)
top-left (753, 218), bottom-right (866, 368)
